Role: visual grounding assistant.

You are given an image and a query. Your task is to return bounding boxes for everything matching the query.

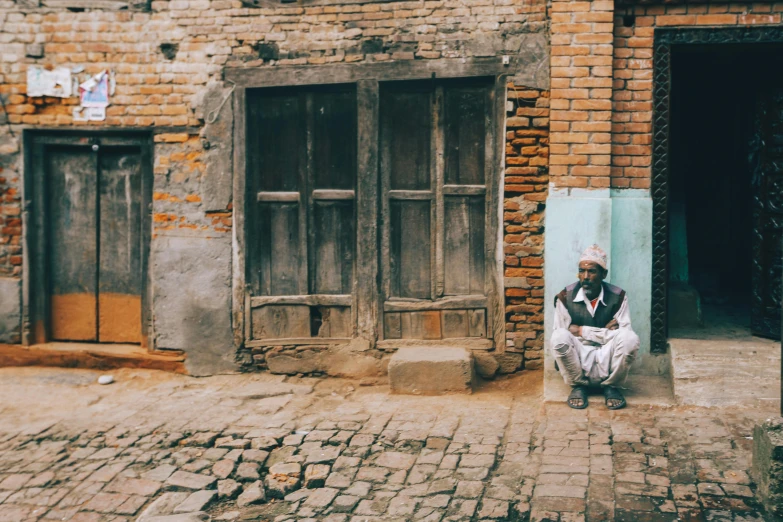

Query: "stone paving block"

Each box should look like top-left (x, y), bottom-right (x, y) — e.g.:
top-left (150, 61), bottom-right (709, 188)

top-left (138, 492), bottom-right (191, 517)
top-left (303, 487), bottom-right (338, 508)
top-left (236, 480), bottom-right (265, 507)
top-left (174, 490), bottom-right (217, 513)
top-left (243, 449), bottom-right (269, 464)
top-left (534, 485), bottom-right (586, 499)
top-left (304, 464), bottom-right (330, 488)
top-left (116, 494), bottom-right (148, 516)
top-left (344, 481), bottom-right (372, 498)
top-left (143, 464), bottom-right (178, 482)
top-left (355, 498), bottom-right (389, 516)
top-left (82, 492), bottom-right (129, 513)
top-left (145, 513), bottom-right (210, 522)
top-left (181, 433), bottom-right (219, 447)
top-left (236, 462), bottom-right (261, 481)
top-left (332, 495), bottom-right (360, 513)
top-left (166, 471), bottom-right (217, 490)
top-left (217, 479), bottom-right (242, 499)
top-left (0, 473), bottom-right (32, 490)
top-left (455, 480), bottom-right (484, 498)
top-left (105, 477), bottom-right (162, 496)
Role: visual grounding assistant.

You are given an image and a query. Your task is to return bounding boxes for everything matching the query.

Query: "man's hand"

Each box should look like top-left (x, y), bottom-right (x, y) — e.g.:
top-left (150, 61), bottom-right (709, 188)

top-left (606, 318), bottom-right (619, 330)
top-left (568, 324), bottom-right (582, 337)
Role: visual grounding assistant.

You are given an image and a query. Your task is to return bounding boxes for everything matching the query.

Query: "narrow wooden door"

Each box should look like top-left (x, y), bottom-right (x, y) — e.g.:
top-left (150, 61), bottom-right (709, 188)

top-left (245, 86), bottom-right (357, 342)
top-left (379, 79), bottom-right (494, 343)
top-left (751, 85), bottom-right (783, 340)
top-left (47, 143), bottom-right (143, 343)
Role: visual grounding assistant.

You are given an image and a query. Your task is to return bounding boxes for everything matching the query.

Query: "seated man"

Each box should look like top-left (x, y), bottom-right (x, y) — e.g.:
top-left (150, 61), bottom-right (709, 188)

top-left (552, 245), bottom-right (640, 410)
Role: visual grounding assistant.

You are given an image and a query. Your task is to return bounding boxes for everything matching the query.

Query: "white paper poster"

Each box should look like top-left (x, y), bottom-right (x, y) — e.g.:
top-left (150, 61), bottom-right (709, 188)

top-left (27, 66), bottom-right (72, 98)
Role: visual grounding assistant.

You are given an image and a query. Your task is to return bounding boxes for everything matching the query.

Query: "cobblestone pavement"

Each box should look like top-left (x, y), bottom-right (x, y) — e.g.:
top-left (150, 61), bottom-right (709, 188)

top-left (0, 367), bottom-right (774, 522)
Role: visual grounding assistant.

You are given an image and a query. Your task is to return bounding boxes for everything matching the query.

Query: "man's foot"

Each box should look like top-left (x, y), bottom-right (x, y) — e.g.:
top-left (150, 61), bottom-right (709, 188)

top-left (567, 386), bottom-right (588, 409)
top-left (603, 386), bottom-right (626, 410)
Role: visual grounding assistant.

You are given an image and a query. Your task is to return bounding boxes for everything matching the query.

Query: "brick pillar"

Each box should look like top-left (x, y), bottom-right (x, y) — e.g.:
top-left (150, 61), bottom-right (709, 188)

top-left (549, 0), bottom-right (615, 190)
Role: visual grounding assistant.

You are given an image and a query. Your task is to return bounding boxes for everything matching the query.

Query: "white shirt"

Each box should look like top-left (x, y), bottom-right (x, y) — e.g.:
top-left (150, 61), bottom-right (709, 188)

top-left (553, 286), bottom-right (632, 379)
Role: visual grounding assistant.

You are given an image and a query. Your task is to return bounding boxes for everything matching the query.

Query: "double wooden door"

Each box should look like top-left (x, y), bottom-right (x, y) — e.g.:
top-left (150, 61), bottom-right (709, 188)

top-left (243, 78), bottom-right (500, 348)
top-left (28, 134), bottom-right (150, 345)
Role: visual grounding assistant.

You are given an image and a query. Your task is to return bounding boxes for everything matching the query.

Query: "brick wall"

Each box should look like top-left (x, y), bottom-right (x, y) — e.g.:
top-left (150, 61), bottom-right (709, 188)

top-left (548, 0), bottom-right (615, 190)
top-left (503, 85), bottom-right (548, 370)
top-left (0, 134), bottom-right (21, 278)
top-left (0, 0), bottom-right (550, 364)
top-left (611, 2), bottom-right (783, 189)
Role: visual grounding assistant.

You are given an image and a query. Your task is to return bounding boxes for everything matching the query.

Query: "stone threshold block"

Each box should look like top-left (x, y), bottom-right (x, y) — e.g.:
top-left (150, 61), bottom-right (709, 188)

top-left (388, 347), bottom-right (473, 395)
top-left (752, 418), bottom-right (783, 518)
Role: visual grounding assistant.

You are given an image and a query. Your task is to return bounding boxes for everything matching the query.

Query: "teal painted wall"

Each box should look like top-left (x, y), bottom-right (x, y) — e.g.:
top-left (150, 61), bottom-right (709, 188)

top-left (543, 189), bottom-right (670, 382)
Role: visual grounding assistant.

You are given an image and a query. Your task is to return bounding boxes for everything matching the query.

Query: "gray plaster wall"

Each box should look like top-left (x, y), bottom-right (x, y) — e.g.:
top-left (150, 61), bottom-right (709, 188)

top-left (151, 234), bottom-right (237, 376)
top-left (0, 277), bottom-right (21, 344)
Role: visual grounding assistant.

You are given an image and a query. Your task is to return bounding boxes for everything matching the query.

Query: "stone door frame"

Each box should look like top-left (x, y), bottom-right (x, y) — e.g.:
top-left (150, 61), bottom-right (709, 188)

top-left (650, 25), bottom-right (783, 353)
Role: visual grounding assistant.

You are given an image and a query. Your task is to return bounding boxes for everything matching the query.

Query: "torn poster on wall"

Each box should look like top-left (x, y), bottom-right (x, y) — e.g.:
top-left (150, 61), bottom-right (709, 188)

top-left (73, 70), bottom-right (115, 122)
top-left (26, 65), bottom-right (115, 121)
top-left (27, 66), bottom-right (72, 98)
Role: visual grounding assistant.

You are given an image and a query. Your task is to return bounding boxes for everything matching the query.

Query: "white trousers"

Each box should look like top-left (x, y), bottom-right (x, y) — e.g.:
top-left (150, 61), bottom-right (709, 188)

top-left (551, 328), bottom-right (640, 387)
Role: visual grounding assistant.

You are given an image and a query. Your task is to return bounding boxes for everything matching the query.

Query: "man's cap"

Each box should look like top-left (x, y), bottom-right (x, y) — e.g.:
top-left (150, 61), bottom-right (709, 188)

top-left (579, 244), bottom-right (607, 270)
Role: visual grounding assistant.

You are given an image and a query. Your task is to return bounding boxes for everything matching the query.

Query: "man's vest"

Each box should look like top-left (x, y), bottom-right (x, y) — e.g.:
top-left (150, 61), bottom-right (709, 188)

top-left (555, 282), bottom-right (626, 328)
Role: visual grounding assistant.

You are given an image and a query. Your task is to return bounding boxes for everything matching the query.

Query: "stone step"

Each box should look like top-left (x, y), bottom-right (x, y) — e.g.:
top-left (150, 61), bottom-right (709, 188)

top-left (388, 347), bottom-right (473, 395)
top-left (0, 342), bottom-right (186, 374)
top-left (670, 337), bottom-right (781, 408)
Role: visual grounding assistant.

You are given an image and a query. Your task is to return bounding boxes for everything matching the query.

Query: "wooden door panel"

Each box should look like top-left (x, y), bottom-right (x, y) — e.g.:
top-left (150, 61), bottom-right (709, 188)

top-left (313, 201), bottom-right (354, 294)
top-left (252, 94), bottom-right (302, 192)
top-left (390, 200), bottom-right (431, 298)
top-left (252, 305), bottom-right (311, 339)
top-left (48, 147), bottom-right (98, 341)
top-left (444, 196), bottom-right (485, 295)
top-left (444, 87), bottom-right (486, 185)
top-left (313, 91), bottom-right (356, 190)
top-left (98, 147), bottom-right (143, 343)
top-left (254, 203), bottom-right (303, 296)
top-left (384, 90), bottom-right (432, 191)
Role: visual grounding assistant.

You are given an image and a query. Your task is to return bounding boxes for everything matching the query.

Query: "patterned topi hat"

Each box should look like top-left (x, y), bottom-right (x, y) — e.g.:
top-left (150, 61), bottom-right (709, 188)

top-left (579, 244), bottom-right (607, 270)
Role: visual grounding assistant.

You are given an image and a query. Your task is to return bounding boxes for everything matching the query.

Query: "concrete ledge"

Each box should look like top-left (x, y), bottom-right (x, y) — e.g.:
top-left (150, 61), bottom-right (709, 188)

top-left (0, 343), bottom-right (187, 374)
top-left (753, 418), bottom-right (783, 518)
top-left (388, 347), bottom-right (473, 395)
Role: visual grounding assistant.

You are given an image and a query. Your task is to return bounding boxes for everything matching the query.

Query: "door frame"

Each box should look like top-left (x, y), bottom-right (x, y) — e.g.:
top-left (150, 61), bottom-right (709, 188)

top-left (650, 26), bottom-right (783, 353)
top-left (231, 59), bottom-right (509, 351)
top-left (22, 129), bottom-right (154, 347)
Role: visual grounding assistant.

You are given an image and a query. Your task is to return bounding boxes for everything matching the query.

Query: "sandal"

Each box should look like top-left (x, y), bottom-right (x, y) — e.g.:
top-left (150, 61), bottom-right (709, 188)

top-left (603, 386), bottom-right (627, 410)
top-left (567, 386), bottom-right (588, 409)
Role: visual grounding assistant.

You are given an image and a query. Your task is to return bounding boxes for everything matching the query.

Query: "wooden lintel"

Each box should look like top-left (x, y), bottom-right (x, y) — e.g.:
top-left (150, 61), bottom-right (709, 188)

top-left (225, 58), bottom-right (510, 88)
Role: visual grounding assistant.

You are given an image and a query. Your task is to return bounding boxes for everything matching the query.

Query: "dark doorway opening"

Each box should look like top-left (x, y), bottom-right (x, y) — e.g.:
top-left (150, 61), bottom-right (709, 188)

top-left (668, 44), bottom-right (783, 339)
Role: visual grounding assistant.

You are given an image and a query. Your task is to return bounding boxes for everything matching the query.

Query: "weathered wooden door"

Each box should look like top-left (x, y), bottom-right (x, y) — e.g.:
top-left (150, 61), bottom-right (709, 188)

top-left (245, 86), bottom-right (357, 342)
top-left (379, 79), bottom-right (494, 344)
top-left (751, 85), bottom-right (783, 340)
top-left (30, 135), bottom-right (148, 345)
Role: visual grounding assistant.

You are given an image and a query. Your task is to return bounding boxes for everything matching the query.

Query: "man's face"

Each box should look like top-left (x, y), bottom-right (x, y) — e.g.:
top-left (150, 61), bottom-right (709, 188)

top-left (578, 261), bottom-right (605, 298)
